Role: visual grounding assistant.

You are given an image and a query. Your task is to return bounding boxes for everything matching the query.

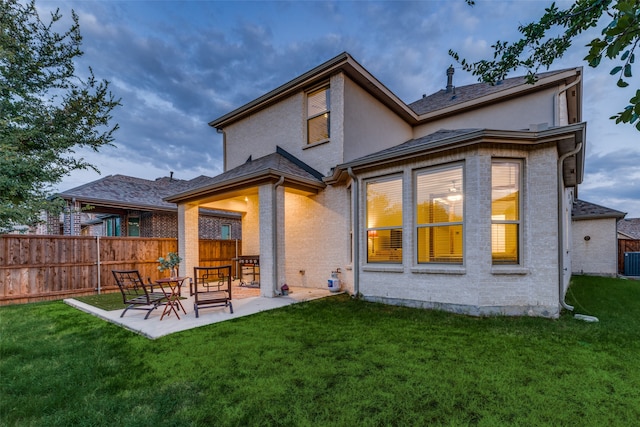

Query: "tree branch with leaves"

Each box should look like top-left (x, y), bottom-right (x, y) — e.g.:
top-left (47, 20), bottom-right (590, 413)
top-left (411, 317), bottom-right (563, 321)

top-left (0, 0), bottom-right (121, 232)
top-left (450, 0), bottom-right (639, 131)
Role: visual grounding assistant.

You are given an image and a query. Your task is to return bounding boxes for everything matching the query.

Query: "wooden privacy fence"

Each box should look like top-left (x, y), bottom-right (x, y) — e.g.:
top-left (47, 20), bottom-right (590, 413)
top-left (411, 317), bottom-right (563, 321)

top-left (0, 235), bottom-right (241, 305)
top-left (619, 239), bottom-right (640, 274)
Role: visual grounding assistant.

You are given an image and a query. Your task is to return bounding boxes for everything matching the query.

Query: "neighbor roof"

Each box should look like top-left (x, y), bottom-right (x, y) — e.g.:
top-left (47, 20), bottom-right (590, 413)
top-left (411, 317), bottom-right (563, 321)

top-left (618, 218), bottom-right (640, 239)
top-left (572, 199), bottom-right (627, 220)
top-left (56, 174), bottom-right (221, 212)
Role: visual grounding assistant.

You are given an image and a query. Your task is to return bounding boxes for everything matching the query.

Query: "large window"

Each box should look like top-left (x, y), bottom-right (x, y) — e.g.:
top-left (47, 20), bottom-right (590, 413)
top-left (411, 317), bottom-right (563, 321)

top-left (492, 160), bottom-right (521, 264)
top-left (416, 164), bottom-right (464, 264)
top-left (307, 85), bottom-right (330, 144)
top-left (366, 177), bottom-right (403, 263)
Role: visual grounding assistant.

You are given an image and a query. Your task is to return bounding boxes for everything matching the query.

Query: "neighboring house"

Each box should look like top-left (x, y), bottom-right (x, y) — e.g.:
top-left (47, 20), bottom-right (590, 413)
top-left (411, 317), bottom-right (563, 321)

top-left (166, 52), bottom-right (586, 317)
top-left (617, 218), bottom-right (640, 241)
top-left (571, 199), bottom-right (626, 277)
top-left (49, 174), bottom-right (241, 239)
top-left (617, 217), bottom-right (640, 276)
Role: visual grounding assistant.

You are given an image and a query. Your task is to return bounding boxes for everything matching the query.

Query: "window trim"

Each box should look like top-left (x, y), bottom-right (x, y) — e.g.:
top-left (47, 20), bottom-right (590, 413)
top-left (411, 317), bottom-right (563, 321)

top-left (305, 84), bottom-right (330, 146)
top-left (491, 158), bottom-right (523, 265)
top-left (414, 162), bottom-right (465, 265)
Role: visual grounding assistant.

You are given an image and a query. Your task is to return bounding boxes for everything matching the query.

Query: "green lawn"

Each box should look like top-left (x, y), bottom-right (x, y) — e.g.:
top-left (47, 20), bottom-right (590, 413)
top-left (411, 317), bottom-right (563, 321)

top-left (1, 275), bottom-right (639, 426)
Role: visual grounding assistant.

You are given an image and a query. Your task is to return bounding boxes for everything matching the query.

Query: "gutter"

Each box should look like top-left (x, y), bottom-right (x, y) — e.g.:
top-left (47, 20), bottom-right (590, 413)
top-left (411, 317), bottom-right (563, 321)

top-left (347, 167), bottom-right (360, 296)
top-left (273, 176), bottom-right (285, 296)
top-left (557, 142), bottom-right (583, 312)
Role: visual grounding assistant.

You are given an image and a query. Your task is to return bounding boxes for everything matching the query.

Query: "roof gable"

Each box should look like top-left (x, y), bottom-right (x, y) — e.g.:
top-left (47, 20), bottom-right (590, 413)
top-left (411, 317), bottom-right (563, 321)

top-left (209, 52), bottom-right (582, 129)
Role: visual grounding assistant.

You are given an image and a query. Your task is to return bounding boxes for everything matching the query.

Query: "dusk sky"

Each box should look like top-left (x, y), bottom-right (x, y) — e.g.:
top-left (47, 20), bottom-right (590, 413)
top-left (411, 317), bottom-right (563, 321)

top-left (38, 0), bottom-right (639, 217)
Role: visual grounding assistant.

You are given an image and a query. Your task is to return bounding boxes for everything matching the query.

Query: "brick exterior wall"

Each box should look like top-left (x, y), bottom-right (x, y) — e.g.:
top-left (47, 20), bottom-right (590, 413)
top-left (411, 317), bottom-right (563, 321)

top-left (199, 215), bottom-right (242, 240)
top-left (572, 218), bottom-right (619, 276)
top-left (353, 144), bottom-right (561, 318)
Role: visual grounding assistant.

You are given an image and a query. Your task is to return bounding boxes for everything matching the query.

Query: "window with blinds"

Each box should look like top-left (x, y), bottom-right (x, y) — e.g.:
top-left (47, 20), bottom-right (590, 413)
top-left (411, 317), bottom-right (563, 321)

top-left (491, 160), bottom-right (521, 264)
top-left (366, 176), bottom-right (403, 263)
top-left (416, 164), bottom-right (464, 264)
top-left (307, 86), bottom-right (330, 144)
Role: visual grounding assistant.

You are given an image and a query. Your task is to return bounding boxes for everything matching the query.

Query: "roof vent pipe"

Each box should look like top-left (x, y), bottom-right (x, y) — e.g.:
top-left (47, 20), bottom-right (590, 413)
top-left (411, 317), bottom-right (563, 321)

top-left (446, 65), bottom-right (455, 93)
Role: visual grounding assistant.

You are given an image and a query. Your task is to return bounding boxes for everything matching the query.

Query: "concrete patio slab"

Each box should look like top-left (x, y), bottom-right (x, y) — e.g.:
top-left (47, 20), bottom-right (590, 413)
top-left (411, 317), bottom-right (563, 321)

top-left (64, 287), bottom-right (339, 339)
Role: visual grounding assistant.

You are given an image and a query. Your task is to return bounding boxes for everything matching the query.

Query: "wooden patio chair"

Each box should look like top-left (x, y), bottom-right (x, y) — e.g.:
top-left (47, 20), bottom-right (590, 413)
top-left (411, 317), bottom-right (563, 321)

top-left (112, 270), bottom-right (168, 319)
top-left (191, 266), bottom-right (233, 318)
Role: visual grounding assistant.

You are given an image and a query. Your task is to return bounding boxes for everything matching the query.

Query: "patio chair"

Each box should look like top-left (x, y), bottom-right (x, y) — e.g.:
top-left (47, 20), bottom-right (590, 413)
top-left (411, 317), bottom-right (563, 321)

top-left (191, 266), bottom-right (233, 318)
top-left (112, 270), bottom-right (168, 319)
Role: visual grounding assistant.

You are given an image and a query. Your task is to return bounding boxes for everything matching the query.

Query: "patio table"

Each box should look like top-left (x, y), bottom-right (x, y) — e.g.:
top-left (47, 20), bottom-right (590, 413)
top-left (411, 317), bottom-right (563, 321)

top-left (155, 277), bottom-right (188, 320)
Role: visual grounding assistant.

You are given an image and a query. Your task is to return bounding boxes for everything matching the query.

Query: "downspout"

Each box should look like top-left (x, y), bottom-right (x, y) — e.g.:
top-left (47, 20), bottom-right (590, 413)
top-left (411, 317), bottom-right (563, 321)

top-left (273, 176), bottom-right (285, 296)
top-left (557, 142), bottom-right (582, 311)
top-left (347, 167), bottom-right (360, 296)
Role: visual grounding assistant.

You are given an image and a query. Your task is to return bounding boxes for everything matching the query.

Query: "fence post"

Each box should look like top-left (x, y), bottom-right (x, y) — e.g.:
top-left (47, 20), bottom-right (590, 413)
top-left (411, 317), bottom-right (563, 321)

top-left (96, 236), bottom-right (101, 294)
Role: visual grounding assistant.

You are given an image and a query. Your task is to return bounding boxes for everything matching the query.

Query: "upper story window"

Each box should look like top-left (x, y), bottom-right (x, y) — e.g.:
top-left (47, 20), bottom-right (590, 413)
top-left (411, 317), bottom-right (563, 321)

top-left (307, 85), bottom-right (330, 144)
top-left (366, 176), bottom-right (403, 263)
top-left (491, 160), bottom-right (521, 264)
top-left (416, 164), bottom-right (464, 264)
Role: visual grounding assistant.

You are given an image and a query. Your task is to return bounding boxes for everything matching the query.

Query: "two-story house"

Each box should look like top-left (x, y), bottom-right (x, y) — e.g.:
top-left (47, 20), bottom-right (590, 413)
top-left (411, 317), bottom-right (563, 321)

top-left (167, 52), bottom-right (586, 317)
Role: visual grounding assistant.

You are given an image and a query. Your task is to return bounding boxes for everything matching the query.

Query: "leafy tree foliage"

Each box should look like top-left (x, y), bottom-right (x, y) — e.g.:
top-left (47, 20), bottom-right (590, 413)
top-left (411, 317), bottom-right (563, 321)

top-left (451, 0), bottom-right (640, 131)
top-left (0, 0), bottom-right (120, 232)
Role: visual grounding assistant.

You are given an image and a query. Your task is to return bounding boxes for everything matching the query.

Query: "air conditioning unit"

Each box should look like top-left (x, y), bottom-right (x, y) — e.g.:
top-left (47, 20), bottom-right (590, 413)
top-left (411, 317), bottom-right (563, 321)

top-left (623, 252), bottom-right (640, 276)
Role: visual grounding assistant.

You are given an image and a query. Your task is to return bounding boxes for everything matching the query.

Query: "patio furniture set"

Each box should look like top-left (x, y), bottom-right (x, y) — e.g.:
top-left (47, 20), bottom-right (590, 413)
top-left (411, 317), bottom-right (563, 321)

top-left (112, 265), bottom-right (234, 320)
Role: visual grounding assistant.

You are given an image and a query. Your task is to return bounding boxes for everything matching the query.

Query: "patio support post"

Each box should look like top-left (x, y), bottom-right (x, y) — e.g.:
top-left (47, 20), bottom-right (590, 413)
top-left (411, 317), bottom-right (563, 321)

top-left (178, 202), bottom-right (199, 278)
top-left (258, 180), bottom-right (285, 297)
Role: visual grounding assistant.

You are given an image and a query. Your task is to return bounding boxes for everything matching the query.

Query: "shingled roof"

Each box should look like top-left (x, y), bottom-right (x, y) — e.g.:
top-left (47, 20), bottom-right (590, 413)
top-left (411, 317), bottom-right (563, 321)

top-left (57, 174), bottom-right (217, 211)
top-left (166, 147), bottom-right (326, 203)
top-left (618, 218), bottom-right (640, 239)
top-left (572, 199), bottom-right (626, 220)
top-left (408, 69), bottom-right (577, 116)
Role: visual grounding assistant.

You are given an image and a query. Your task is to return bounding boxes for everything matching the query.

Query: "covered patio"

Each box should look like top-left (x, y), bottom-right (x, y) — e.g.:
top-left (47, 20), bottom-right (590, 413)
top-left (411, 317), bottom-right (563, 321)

top-left (167, 147), bottom-right (335, 298)
top-left (65, 284), bottom-right (336, 339)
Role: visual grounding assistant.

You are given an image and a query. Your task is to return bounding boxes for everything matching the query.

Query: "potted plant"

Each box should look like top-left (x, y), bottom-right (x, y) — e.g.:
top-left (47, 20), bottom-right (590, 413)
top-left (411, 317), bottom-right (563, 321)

top-left (157, 252), bottom-right (182, 278)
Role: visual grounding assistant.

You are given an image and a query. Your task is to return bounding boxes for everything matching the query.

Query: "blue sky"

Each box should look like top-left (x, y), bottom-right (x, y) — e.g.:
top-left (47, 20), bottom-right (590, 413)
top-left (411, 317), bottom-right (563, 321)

top-left (38, 0), bottom-right (639, 217)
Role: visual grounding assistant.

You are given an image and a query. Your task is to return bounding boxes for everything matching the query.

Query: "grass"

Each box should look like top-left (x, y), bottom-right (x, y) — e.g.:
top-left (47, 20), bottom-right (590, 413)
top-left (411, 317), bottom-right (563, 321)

top-left (1, 275), bottom-right (639, 426)
top-left (75, 292), bottom-right (186, 311)
top-left (75, 292), bottom-right (126, 311)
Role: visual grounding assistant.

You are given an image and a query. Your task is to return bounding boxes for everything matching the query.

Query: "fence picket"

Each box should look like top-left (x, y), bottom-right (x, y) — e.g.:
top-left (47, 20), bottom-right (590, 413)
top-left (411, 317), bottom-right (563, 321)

top-left (0, 236), bottom-right (241, 305)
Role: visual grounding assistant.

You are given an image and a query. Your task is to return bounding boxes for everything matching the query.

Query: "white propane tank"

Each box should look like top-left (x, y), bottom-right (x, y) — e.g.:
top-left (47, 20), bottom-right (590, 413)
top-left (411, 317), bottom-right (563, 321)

top-left (327, 271), bottom-right (341, 292)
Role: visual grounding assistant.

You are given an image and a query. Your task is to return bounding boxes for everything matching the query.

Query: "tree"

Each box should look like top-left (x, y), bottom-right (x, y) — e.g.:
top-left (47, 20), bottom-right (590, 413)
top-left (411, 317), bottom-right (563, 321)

top-left (450, 0), bottom-right (640, 131)
top-left (0, 0), bottom-right (120, 233)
